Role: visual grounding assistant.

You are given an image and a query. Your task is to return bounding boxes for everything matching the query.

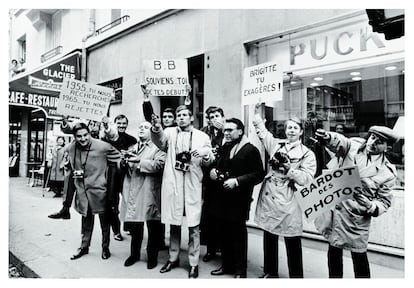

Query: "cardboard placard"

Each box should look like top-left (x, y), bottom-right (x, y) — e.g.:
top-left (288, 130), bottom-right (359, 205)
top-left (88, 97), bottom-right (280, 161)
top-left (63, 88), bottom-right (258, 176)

top-left (57, 78), bottom-right (113, 122)
top-left (295, 166), bottom-right (363, 222)
top-left (143, 59), bottom-right (189, 97)
top-left (242, 61), bottom-right (283, 105)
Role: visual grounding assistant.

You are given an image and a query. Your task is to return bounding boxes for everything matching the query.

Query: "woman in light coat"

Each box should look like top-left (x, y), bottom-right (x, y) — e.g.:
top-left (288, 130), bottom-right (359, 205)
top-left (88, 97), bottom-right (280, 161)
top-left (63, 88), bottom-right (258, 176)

top-left (47, 136), bottom-right (66, 197)
top-left (314, 126), bottom-right (398, 278)
top-left (253, 104), bottom-right (316, 278)
top-left (120, 121), bottom-right (166, 269)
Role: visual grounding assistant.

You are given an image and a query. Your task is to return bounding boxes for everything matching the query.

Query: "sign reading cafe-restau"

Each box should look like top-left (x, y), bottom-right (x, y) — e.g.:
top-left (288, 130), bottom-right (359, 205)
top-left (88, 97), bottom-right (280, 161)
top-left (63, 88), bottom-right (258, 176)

top-left (57, 78), bottom-right (113, 122)
top-left (143, 59), bottom-right (189, 97)
top-left (294, 166), bottom-right (363, 222)
top-left (242, 61), bottom-right (283, 105)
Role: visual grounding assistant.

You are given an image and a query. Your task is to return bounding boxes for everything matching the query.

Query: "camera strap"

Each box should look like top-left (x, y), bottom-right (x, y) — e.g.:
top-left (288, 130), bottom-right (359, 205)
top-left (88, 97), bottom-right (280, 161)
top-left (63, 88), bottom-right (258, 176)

top-left (175, 129), bottom-right (193, 154)
top-left (74, 142), bottom-right (92, 171)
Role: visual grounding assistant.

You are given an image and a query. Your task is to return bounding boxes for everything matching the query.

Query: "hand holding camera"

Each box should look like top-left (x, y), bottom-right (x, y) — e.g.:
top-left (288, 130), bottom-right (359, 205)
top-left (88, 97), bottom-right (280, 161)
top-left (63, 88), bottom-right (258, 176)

top-left (223, 178), bottom-right (237, 190)
top-left (313, 128), bottom-right (330, 145)
top-left (122, 150), bottom-right (139, 163)
top-left (269, 151), bottom-right (291, 174)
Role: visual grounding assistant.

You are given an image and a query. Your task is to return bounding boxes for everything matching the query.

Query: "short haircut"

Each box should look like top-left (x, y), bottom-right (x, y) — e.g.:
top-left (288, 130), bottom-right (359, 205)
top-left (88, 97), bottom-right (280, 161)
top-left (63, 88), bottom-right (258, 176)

top-left (208, 107), bottom-right (224, 118)
top-left (225, 118), bottom-right (245, 135)
top-left (176, 105), bottom-right (192, 116)
top-left (284, 117), bottom-right (303, 131)
top-left (114, 114), bottom-right (128, 124)
top-left (205, 106), bottom-right (217, 117)
top-left (72, 122), bottom-right (90, 136)
top-left (163, 108), bottom-right (175, 118)
top-left (11, 59), bottom-right (18, 65)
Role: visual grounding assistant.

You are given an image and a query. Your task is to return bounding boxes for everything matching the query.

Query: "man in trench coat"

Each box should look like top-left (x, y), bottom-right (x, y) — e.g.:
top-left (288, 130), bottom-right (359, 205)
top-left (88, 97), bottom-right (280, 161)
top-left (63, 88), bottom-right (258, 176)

top-left (151, 105), bottom-right (214, 278)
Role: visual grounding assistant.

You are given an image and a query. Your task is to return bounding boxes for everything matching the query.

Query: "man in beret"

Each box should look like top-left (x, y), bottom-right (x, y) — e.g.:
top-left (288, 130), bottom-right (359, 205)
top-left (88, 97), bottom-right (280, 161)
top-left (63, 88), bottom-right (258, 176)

top-left (313, 125), bottom-right (399, 278)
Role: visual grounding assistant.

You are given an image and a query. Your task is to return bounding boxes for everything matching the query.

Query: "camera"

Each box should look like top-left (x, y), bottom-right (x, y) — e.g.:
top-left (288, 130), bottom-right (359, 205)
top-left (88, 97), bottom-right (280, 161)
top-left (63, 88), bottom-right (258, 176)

top-left (73, 169), bottom-right (84, 179)
top-left (269, 151), bottom-right (290, 171)
top-left (175, 151), bottom-right (191, 172)
top-left (216, 170), bottom-right (230, 182)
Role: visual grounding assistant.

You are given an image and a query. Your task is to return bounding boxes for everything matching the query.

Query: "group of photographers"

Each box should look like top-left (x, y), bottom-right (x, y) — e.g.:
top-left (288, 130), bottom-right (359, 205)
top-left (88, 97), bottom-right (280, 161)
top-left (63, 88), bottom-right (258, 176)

top-left (47, 91), bottom-right (399, 278)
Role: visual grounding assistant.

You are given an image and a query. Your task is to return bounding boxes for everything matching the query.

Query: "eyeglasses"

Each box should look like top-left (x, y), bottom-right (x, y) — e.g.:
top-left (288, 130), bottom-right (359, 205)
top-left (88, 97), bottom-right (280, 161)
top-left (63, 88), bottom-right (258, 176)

top-left (224, 128), bottom-right (238, 133)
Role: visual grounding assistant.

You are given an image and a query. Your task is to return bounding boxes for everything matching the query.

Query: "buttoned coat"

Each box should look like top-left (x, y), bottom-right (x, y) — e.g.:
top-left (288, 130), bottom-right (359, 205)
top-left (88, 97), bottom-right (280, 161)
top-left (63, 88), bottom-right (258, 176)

top-left (120, 141), bottom-right (166, 222)
top-left (49, 146), bottom-right (66, 181)
top-left (66, 138), bottom-right (121, 217)
top-left (253, 115), bottom-right (316, 237)
top-left (314, 132), bottom-right (396, 252)
top-left (151, 126), bottom-right (213, 227)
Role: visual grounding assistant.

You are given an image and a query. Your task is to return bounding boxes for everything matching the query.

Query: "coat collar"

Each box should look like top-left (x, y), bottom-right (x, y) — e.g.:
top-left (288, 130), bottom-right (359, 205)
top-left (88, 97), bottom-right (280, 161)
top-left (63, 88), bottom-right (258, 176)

top-left (230, 135), bottom-right (250, 159)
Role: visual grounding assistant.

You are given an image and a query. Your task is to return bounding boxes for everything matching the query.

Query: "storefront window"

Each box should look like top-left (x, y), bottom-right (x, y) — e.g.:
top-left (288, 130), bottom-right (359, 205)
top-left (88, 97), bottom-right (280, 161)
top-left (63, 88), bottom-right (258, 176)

top-left (263, 61), bottom-right (404, 188)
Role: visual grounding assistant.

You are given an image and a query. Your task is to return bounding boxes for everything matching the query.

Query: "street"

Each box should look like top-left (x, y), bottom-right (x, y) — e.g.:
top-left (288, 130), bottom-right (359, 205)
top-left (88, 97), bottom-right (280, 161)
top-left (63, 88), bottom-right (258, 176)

top-left (9, 177), bottom-right (404, 279)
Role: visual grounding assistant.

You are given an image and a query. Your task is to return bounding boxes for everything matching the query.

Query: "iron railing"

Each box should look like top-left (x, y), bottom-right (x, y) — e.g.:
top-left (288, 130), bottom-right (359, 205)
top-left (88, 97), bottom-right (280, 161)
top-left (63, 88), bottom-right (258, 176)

top-left (95, 15), bottom-right (130, 36)
top-left (40, 46), bottom-right (62, 63)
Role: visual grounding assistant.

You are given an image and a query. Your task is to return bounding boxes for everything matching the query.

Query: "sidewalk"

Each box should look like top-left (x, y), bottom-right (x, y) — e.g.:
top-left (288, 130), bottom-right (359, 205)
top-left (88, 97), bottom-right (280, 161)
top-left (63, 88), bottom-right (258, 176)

top-left (9, 177), bottom-right (404, 278)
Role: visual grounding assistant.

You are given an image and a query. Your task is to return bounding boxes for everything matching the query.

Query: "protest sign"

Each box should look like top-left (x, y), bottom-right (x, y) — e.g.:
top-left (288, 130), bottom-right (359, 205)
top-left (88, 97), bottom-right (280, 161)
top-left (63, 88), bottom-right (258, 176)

top-left (295, 166), bottom-right (363, 222)
top-left (143, 59), bottom-right (189, 97)
top-left (56, 78), bottom-right (113, 122)
top-left (241, 61), bottom-right (283, 105)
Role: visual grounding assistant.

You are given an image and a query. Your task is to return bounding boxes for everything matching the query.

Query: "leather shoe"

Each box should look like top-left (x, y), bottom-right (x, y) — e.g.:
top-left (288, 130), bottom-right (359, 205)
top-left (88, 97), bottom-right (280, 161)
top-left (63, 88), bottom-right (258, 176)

top-left (101, 248), bottom-right (111, 260)
top-left (234, 274), bottom-right (247, 278)
top-left (70, 247), bottom-right (89, 260)
top-left (211, 267), bottom-right (226, 276)
top-left (114, 233), bottom-right (124, 241)
top-left (188, 265), bottom-right (199, 278)
top-left (160, 260), bottom-right (179, 273)
top-left (202, 252), bottom-right (216, 262)
top-left (147, 259), bottom-right (158, 269)
top-left (259, 273), bottom-right (278, 278)
top-left (124, 255), bottom-right (139, 267)
top-left (48, 208), bottom-right (70, 219)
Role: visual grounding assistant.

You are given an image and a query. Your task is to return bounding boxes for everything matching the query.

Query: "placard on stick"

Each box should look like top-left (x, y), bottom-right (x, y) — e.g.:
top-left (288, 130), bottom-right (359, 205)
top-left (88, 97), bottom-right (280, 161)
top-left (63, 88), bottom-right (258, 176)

top-left (242, 61), bottom-right (283, 105)
top-left (295, 166), bottom-right (363, 222)
top-left (143, 59), bottom-right (189, 97)
top-left (57, 78), bottom-right (113, 122)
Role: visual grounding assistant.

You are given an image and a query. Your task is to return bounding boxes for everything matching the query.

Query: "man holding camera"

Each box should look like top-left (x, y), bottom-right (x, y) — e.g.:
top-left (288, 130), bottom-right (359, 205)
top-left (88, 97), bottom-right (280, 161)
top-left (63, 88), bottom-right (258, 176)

top-left (64, 122), bottom-right (121, 260)
top-left (151, 105), bottom-right (214, 278)
top-left (209, 118), bottom-right (265, 278)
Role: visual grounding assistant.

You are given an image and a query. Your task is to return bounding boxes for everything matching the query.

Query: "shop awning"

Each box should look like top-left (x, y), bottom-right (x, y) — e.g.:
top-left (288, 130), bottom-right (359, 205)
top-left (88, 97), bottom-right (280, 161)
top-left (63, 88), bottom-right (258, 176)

top-left (9, 50), bottom-right (81, 119)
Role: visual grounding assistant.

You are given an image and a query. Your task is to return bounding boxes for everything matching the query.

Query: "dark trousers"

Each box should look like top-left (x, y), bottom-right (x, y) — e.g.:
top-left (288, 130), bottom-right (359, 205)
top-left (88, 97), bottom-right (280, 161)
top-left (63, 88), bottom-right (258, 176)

top-left (107, 208), bottom-right (121, 235)
top-left (106, 165), bottom-right (122, 235)
top-left (49, 180), bottom-right (64, 195)
top-left (328, 245), bottom-right (370, 278)
top-left (263, 231), bottom-right (303, 278)
top-left (81, 206), bottom-right (111, 250)
top-left (204, 215), bottom-right (221, 254)
top-left (220, 220), bottom-right (247, 275)
top-left (125, 221), bottom-right (163, 261)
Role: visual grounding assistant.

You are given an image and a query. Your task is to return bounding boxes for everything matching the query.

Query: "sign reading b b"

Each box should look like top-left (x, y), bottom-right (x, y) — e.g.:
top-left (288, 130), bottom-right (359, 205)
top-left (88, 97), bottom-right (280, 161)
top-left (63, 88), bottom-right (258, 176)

top-left (143, 59), bottom-right (189, 97)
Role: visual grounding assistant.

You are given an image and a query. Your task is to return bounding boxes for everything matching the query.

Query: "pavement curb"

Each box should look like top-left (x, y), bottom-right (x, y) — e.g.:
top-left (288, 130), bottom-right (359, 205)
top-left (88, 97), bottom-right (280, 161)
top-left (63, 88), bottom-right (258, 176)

top-left (9, 251), bottom-right (40, 278)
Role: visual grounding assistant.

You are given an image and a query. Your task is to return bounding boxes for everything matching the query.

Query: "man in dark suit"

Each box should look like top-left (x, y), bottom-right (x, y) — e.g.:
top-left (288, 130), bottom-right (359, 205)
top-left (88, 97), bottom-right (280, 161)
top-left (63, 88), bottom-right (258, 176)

top-left (200, 106), bottom-right (225, 262)
top-left (209, 118), bottom-right (265, 278)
